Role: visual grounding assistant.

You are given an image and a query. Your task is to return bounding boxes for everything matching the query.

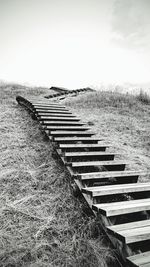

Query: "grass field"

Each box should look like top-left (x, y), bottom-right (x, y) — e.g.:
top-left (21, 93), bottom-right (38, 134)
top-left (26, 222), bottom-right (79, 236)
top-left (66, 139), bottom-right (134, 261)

top-left (0, 84), bottom-right (120, 267)
top-left (64, 91), bottom-right (150, 181)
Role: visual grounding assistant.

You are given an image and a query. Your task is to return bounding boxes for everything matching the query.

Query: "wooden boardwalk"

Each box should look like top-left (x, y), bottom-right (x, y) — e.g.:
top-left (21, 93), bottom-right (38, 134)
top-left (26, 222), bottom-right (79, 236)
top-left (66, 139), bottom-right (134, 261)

top-left (16, 95), bottom-right (150, 267)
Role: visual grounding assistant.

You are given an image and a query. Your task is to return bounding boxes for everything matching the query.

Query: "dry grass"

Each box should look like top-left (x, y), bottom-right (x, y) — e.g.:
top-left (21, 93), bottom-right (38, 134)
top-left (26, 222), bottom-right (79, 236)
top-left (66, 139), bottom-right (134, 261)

top-left (0, 84), bottom-right (119, 267)
top-left (64, 91), bottom-right (150, 181)
top-left (65, 90), bottom-right (150, 110)
top-left (136, 89), bottom-right (150, 105)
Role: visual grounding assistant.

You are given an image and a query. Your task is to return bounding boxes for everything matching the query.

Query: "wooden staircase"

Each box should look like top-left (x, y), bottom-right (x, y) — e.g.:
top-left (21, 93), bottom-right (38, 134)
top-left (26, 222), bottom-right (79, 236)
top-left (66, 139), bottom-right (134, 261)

top-left (16, 95), bottom-right (150, 267)
top-left (45, 87), bottom-right (94, 100)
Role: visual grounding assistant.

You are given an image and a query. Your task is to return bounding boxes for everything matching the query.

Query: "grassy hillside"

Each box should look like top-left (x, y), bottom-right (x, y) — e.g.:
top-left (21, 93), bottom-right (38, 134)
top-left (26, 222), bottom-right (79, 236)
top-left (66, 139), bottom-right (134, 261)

top-left (64, 91), bottom-right (150, 182)
top-left (0, 84), bottom-right (118, 267)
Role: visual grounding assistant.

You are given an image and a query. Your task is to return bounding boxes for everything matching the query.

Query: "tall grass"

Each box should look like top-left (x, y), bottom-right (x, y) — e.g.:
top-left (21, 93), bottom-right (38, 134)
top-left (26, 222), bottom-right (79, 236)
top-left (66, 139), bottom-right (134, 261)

top-left (136, 89), bottom-right (150, 104)
top-left (65, 91), bottom-right (138, 109)
top-left (65, 90), bottom-right (150, 118)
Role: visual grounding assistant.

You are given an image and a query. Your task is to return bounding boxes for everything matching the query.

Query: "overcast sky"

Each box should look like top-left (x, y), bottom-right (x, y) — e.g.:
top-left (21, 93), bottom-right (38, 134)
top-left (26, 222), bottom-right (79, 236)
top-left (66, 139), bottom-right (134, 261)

top-left (0, 0), bottom-right (150, 88)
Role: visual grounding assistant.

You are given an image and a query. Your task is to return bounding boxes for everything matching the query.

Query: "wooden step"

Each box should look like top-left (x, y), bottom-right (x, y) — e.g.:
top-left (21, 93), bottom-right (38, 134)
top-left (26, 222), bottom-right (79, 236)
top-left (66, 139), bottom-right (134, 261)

top-left (31, 102), bottom-right (62, 105)
top-left (33, 104), bottom-right (66, 108)
top-left (59, 143), bottom-right (110, 149)
top-left (82, 182), bottom-right (150, 197)
top-left (34, 107), bottom-right (68, 111)
top-left (54, 137), bottom-right (102, 143)
top-left (71, 160), bottom-right (127, 172)
top-left (34, 105), bottom-right (67, 109)
top-left (107, 219), bottom-right (150, 244)
top-left (39, 116), bottom-right (79, 121)
top-left (37, 113), bottom-right (75, 117)
top-left (32, 103), bottom-right (63, 107)
top-left (42, 121), bottom-right (86, 126)
top-left (71, 160), bottom-right (128, 168)
top-left (64, 151), bottom-right (116, 157)
top-left (28, 98), bottom-right (59, 102)
top-left (49, 131), bottom-right (95, 137)
top-left (92, 197), bottom-right (150, 217)
top-left (30, 100), bottom-right (66, 104)
top-left (35, 106), bottom-right (68, 112)
top-left (30, 100), bottom-right (63, 104)
top-left (59, 143), bottom-right (109, 152)
top-left (64, 152), bottom-right (116, 163)
top-left (46, 126), bottom-right (89, 131)
top-left (33, 105), bottom-right (68, 109)
top-left (36, 110), bottom-right (72, 114)
top-left (64, 151), bottom-right (116, 160)
top-left (127, 251), bottom-right (150, 267)
top-left (28, 99), bottom-right (59, 103)
top-left (31, 100), bottom-right (61, 102)
top-left (79, 170), bottom-right (145, 181)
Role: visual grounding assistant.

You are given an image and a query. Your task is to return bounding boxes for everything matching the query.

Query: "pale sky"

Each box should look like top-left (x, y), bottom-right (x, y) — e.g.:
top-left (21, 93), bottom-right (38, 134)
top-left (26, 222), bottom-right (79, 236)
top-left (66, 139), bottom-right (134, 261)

top-left (0, 0), bottom-right (150, 88)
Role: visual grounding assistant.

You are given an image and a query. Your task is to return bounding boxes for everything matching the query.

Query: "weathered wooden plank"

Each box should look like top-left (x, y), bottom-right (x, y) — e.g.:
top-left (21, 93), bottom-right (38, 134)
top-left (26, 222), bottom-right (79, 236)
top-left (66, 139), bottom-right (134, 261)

top-left (34, 107), bottom-right (69, 111)
top-left (71, 160), bottom-right (128, 167)
top-left (109, 225), bottom-right (150, 244)
top-left (35, 108), bottom-right (68, 112)
top-left (140, 263), bottom-right (150, 267)
top-left (28, 98), bottom-right (60, 102)
top-left (29, 100), bottom-right (61, 104)
top-left (127, 251), bottom-right (150, 267)
top-left (82, 182), bottom-right (150, 197)
top-left (33, 104), bottom-right (66, 108)
top-left (32, 102), bottom-right (62, 104)
top-left (79, 170), bottom-right (144, 180)
top-left (54, 137), bottom-right (101, 141)
top-left (36, 111), bottom-right (72, 115)
top-left (59, 145), bottom-right (107, 152)
top-left (43, 121), bottom-right (86, 126)
top-left (37, 112), bottom-right (76, 117)
top-left (92, 198), bottom-right (150, 217)
top-left (108, 219), bottom-right (150, 232)
top-left (46, 126), bottom-right (90, 131)
top-left (59, 143), bottom-right (110, 148)
top-left (39, 116), bottom-right (79, 121)
top-left (37, 112), bottom-right (74, 117)
top-left (49, 131), bottom-right (95, 136)
top-left (29, 99), bottom-right (63, 103)
top-left (33, 103), bottom-right (63, 107)
top-left (33, 102), bottom-right (65, 105)
top-left (32, 105), bottom-right (68, 110)
top-left (64, 151), bottom-right (116, 157)
top-left (54, 137), bottom-right (102, 143)
top-left (65, 153), bottom-right (116, 164)
top-left (34, 106), bottom-right (69, 110)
